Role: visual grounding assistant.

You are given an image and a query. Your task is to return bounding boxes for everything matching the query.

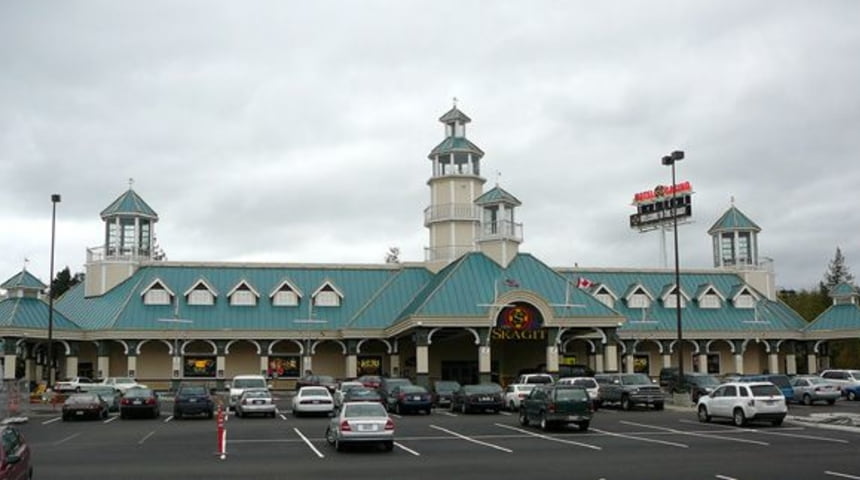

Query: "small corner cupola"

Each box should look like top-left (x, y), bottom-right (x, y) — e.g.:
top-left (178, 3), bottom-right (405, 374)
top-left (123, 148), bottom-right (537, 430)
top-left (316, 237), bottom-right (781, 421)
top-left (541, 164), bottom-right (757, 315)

top-left (1, 268), bottom-right (47, 299)
top-left (474, 184), bottom-right (523, 267)
top-left (829, 282), bottom-right (859, 306)
top-left (99, 180), bottom-right (159, 260)
top-left (708, 199), bottom-right (761, 269)
top-left (427, 99), bottom-right (485, 178)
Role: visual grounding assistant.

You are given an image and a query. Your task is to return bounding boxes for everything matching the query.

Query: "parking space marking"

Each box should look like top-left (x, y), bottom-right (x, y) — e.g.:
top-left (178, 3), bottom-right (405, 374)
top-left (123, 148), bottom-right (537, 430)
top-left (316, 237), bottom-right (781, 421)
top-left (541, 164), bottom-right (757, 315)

top-left (590, 428), bottom-right (688, 448)
top-left (42, 416), bottom-right (61, 425)
top-left (825, 471), bottom-right (860, 479)
top-left (438, 411), bottom-right (458, 417)
top-left (494, 424), bottom-right (601, 450)
top-left (395, 442), bottom-right (421, 456)
top-left (104, 415), bottom-right (119, 424)
top-left (164, 415), bottom-right (173, 423)
top-left (429, 425), bottom-right (513, 453)
top-left (53, 433), bottom-right (81, 446)
top-left (138, 431), bottom-right (156, 445)
top-left (293, 427), bottom-right (325, 458)
top-left (279, 413), bottom-right (288, 420)
top-left (497, 411), bottom-right (512, 416)
top-left (678, 419), bottom-right (851, 444)
top-left (620, 421), bottom-right (770, 446)
top-left (715, 475), bottom-right (738, 480)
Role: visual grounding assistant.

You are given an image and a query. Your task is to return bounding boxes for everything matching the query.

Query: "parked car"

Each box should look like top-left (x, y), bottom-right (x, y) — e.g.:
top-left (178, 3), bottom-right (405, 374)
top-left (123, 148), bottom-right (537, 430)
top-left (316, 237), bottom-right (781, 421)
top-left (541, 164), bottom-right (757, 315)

top-left (450, 383), bottom-right (504, 414)
top-left (697, 381), bottom-right (787, 426)
top-left (62, 393), bottom-right (109, 421)
top-left (558, 364), bottom-right (595, 378)
top-left (173, 384), bottom-right (214, 419)
top-left (516, 373), bottom-right (554, 385)
top-left (100, 377), bottom-right (148, 394)
top-left (739, 374), bottom-right (794, 403)
top-left (228, 375), bottom-right (270, 411)
top-left (0, 426), bottom-right (32, 480)
top-left (519, 384), bottom-right (593, 431)
top-left (557, 377), bottom-right (601, 408)
top-left (664, 372), bottom-right (721, 403)
top-left (843, 383), bottom-right (860, 401)
top-left (503, 384), bottom-right (536, 411)
top-left (292, 386), bottom-right (335, 416)
top-left (356, 375), bottom-right (382, 390)
top-left (120, 387), bottom-right (161, 419)
top-left (334, 381), bottom-right (365, 408)
top-left (387, 385), bottom-right (432, 414)
top-left (430, 380), bottom-right (461, 408)
top-left (295, 374), bottom-right (338, 393)
top-left (325, 401), bottom-right (395, 452)
top-left (54, 377), bottom-right (95, 393)
top-left (595, 373), bottom-right (664, 410)
top-left (378, 377), bottom-right (413, 406)
top-left (236, 389), bottom-right (277, 418)
top-left (341, 387), bottom-right (384, 405)
top-left (790, 375), bottom-right (840, 405)
top-left (87, 385), bottom-right (121, 412)
top-left (820, 369), bottom-right (860, 395)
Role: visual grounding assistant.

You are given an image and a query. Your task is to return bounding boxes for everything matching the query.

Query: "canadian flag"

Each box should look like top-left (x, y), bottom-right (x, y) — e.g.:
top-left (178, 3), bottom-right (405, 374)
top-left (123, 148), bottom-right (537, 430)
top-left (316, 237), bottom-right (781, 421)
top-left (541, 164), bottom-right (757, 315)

top-left (576, 277), bottom-right (594, 289)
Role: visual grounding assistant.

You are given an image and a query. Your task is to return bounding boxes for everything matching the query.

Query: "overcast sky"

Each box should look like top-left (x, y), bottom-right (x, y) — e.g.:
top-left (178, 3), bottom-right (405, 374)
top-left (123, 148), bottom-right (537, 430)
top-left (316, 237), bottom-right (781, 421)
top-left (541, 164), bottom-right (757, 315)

top-left (2, 1), bottom-right (858, 291)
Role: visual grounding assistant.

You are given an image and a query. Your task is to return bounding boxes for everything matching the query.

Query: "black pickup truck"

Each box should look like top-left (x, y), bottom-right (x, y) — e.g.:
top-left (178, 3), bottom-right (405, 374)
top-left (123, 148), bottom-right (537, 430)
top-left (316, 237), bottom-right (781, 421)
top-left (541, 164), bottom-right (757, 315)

top-left (595, 373), bottom-right (664, 410)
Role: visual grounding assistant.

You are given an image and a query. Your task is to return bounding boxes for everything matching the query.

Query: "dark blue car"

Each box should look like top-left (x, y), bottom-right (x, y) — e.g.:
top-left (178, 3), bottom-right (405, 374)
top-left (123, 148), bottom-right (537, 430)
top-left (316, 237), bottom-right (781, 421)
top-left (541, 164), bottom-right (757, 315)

top-left (740, 374), bottom-right (794, 403)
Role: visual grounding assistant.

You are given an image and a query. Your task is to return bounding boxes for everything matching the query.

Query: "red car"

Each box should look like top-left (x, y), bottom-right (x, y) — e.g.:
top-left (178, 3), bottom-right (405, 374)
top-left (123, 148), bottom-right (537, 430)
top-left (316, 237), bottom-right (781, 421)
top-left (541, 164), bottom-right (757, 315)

top-left (0, 426), bottom-right (32, 480)
top-left (356, 375), bottom-right (382, 389)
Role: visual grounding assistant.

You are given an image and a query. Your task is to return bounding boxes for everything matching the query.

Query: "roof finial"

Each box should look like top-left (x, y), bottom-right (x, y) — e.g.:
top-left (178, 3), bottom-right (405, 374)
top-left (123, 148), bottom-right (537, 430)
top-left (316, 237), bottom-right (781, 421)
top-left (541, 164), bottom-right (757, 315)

top-left (128, 177), bottom-right (135, 190)
top-left (452, 96), bottom-right (458, 108)
top-left (730, 195), bottom-right (735, 206)
top-left (495, 170), bottom-right (501, 186)
top-left (22, 258), bottom-right (29, 271)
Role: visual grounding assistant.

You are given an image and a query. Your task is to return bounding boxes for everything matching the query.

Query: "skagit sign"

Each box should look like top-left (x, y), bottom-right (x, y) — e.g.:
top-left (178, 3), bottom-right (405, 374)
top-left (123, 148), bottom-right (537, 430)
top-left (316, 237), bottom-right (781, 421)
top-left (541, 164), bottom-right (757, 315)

top-left (632, 181), bottom-right (692, 205)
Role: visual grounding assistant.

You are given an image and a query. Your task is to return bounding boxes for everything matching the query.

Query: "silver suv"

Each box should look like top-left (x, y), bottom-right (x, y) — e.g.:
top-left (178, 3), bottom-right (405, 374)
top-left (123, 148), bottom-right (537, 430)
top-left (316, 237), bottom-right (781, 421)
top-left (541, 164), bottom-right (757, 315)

top-left (595, 373), bottom-right (664, 410)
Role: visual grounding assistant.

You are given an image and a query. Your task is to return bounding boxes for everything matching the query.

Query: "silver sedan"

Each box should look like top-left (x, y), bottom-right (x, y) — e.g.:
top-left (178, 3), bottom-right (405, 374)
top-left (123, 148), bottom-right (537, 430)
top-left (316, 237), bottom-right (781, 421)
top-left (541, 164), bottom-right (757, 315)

top-left (325, 402), bottom-right (395, 452)
top-left (235, 389), bottom-right (277, 418)
top-left (790, 376), bottom-right (840, 405)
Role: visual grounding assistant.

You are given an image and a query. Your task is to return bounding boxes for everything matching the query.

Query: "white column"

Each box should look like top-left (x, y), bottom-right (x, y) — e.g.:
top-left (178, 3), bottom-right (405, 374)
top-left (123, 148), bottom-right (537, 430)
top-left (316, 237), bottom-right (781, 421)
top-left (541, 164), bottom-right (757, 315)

top-left (97, 356), bottom-right (110, 380)
top-left (624, 354), bottom-right (635, 373)
top-left (3, 355), bottom-right (16, 380)
top-left (216, 356), bottom-right (226, 378)
top-left (259, 355), bottom-right (269, 377)
top-left (345, 355), bottom-right (358, 379)
top-left (172, 356), bottom-right (182, 378)
top-left (546, 345), bottom-right (559, 373)
top-left (662, 354), bottom-right (673, 369)
top-left (733, 353), bottom-right (744, 374)
top-left (478, 346), bottom-right (491, 375)
top-left (65, 356), bottom-right (79, 379)
top-left (389, 354), bottom-right (401, 377)
top-left (595, 353), bottom-right (605, 373)
top-left (807, 354), bottom-right (818, 374)
top-left (302, 355), bottom-right (313, 374)
top-left (785, 354), bottom-right (797, 375)
top-left (604, 345), bottom-right (619, 372)
top-left (416, 346), bottom-right (429, 375)
top-left (697, 354), bottom-right (708, 373)
top-left (767, 353), bottom-right (779, 374)
top-left (127, 356), bottom-right (137, 377)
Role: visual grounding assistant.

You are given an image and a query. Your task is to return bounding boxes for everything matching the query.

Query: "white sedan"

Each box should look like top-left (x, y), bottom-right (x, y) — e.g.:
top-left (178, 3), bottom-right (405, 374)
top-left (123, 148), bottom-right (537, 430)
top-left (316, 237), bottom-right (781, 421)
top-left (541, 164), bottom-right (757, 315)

top-left (292, 386), bottom-right (335, 417)
top-left (503, 384), bottom-right (535, 411)
top-left (100, 377), bottom-right (148, 394)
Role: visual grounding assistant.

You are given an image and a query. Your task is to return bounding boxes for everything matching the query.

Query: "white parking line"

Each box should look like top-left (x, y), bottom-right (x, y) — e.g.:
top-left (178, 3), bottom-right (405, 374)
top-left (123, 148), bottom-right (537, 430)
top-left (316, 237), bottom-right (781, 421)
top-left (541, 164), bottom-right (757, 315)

top-left (395, 442), bottom-right (421, 456)
top-left (279, 413), bottom-right (288, 420)
top-left (494, 423), bottom-right (601, 450)
top-left (439, 411), bottom-right (458, 417)
top-left (164, 415), bottom-right (173, 423)
top-left (715, 475), bottom-right (738, 480)
top-left (42, 417), bottom-right (61, 425)
top-left (825, 472), bottom-right (860, 480)
top-left (139, 431), bottom-right (156, 445)
top-left (591, 428), bottom-right (689, 448)
top-left (620, 421), bottom-right (770, 446)
top-left (429, 425), bottom-right (513, 453)
top-left (293, 427), bottom-right (325, 458)
top-left (54, 433), bottom-right (81, 446)
top-left (497, 411), bottom-right (512, 416)
top-left (678, 419), bottom-right (851, 444)
top-left (104, 415), bottom-right (118, 424)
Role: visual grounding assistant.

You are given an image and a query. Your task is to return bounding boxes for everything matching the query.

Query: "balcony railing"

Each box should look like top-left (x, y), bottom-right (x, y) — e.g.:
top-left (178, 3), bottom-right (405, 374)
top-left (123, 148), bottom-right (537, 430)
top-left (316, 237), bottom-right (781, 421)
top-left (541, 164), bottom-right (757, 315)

top-left (477, 220), bottom-right (523, 243)
top-left (87, 246), bottom-right (151, 263)
top-left (424, 203), bottom-right (481, 226)
top-left (424, 245), bottom-right (476, 262)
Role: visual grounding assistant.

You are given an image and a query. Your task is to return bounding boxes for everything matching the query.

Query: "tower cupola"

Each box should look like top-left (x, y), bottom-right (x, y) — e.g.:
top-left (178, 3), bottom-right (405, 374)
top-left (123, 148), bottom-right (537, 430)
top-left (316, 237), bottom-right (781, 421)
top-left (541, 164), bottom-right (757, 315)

top-left (708, 203), bottom-right (761, 269)
top-left (474, 185), bottom-right (523, 267)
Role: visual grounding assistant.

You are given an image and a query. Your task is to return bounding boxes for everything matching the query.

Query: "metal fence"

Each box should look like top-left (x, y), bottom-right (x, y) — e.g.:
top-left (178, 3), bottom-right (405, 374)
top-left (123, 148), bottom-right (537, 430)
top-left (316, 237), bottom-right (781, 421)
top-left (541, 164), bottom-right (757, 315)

top-left (0, 379), bottom-right (35, 419)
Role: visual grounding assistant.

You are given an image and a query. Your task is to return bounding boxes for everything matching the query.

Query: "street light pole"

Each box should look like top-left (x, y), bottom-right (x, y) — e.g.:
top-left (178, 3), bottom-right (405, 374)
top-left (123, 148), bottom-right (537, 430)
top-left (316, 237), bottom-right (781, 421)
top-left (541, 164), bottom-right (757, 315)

top-left (46, 194), bottom-right (61, 387)
top-left (661, 151), bottom-right (685, 388)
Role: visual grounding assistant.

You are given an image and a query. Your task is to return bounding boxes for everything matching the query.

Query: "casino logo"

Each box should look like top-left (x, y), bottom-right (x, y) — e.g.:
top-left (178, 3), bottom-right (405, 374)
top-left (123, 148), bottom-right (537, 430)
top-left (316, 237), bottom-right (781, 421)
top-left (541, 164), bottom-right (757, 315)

top-left (497, 302), bottom-right (543, 331)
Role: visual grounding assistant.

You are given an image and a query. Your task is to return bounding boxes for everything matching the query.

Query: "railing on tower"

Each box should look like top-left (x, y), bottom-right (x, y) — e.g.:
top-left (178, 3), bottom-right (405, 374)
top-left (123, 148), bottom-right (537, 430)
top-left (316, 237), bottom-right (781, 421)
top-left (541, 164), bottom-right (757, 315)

top-left (424, 245), bottom-right (476, 262)
top-left (477, 220), bottom-right (523, 242)
top-left (423, 203), bottom-right (481, 225)
top-left (86, 245), bottom-right (151, 262)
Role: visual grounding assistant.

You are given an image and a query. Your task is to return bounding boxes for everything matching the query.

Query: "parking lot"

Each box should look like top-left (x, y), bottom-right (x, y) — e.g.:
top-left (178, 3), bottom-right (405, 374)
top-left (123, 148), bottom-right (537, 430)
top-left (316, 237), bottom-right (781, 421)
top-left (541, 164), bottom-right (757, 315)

top-left (12, 394), bottom-right (860, 480)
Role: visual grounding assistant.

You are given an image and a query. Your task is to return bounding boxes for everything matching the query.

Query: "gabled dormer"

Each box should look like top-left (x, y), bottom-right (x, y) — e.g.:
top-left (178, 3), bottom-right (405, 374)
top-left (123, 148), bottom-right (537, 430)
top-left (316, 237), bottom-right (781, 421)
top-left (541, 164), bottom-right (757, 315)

top-left (227, 280), bottom-right (260, 307)
top-left (270, 279), bottom-right (303, 307)
top-left (312, 280), bottom-right (343, 307)
top-left (829, 282), bottom-right (859, 306)
top-left (1, 269), bottom-right (47, 300)
top-left (694, 284), bottom-right (725, 309)
top-left (659, 284), bottom-right (690, 309)
top-left (623, 283), bottom-right (654, 309)
top-left (141, 278), bottom-right (174, 305)
top-left (184, 278), bottom-right (218, 306)
top-left (592, 284), bottom-right (618, 309)
top-left (730, 284), bottom-right (759, 309)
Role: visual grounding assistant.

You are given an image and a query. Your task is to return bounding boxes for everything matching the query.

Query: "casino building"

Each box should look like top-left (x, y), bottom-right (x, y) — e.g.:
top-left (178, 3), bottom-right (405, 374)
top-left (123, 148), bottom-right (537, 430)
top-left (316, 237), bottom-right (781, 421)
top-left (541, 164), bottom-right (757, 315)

top-left (2, 105), bottom-right (859, 390)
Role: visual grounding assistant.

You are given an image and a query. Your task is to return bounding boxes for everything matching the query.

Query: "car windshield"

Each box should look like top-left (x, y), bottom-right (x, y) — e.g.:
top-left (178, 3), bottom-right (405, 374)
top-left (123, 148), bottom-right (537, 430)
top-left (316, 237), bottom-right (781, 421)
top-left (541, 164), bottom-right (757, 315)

top-left (243, 391), bottom-right (270, 399)
top-left (125, 389), bottom-right (154, 398)
top-left (113, 378), bottom-right (135, 384)
top-left (464, 384), bottom-right (502, 394)
top-left (434, 381), bottom-right (460, 392)
top-left (385, 379), bottom-right (411, 388)
top-left (347, 389), bottom-right (380, 398)
top-left (621, 374), bottom-right (652, 385)
top-left (89, 387), bottom-right (115, 395)
top-left (766, 376), bottom-right (791, 388)
top-left (399, 386), bottom-right (427, 394)
top-left (805, 377), bottom-right (829, 385)
top-left (67, 394), bottom-right (98, 403)
top-left (556, 388), bottom-right (588, 401)
top-left (572, 379), bottom-right (597, 388)
top-left (301, 388), bottom-right (330, 397)
top-left (234, 379), bottom-right (267, 389)
top-left (750, 384), bottom-right (782, 397)
top-left (517, 385), bottom-right (536, 392)
top-left (180, 386), bottom-right (207, 395)
top-left (344, 403), bottom-right (387, 418)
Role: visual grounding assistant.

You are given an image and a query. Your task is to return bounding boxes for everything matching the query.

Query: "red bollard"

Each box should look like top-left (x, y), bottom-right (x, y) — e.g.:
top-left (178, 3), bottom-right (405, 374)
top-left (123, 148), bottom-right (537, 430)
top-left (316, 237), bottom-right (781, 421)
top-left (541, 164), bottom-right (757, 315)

top-left (215, 405), bottom-right (227, 459)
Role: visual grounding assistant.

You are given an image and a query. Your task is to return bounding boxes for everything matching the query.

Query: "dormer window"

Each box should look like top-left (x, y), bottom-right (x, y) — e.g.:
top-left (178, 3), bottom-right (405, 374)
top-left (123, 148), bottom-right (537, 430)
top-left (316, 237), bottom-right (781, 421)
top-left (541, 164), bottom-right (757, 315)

top-left (593, 286), bottom-right (615, 309)
top-left (699, 293), bottom-right (721, 309)
top-left (313, 282), bottom-right (343, 307)
top-left (628, 292), bottom-right (651, 309)
top-left (142, 279), bottom-right (174, 306)
top-left (734, 293), bottom-right (755, 309)
top-left (186, 280), bottom-right (217, 306)
top-left (664, 291), bottom-right (686, 309)
top-left (228, 281), bottom-right (259, 307)
top-left (270, 279), bottom-right (302, 307)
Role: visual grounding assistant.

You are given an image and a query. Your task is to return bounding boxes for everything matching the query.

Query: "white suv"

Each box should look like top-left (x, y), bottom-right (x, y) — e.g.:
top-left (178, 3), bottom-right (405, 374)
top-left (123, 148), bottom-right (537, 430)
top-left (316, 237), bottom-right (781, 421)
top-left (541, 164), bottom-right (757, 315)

top-left (819, 369), bottom-right (860, 393)
top-left (557, 377), bottom-right (601, 408)
top-left (696, 381), bottom-right (786, 427)
top-left (516, 373), bottom-right (554, 385)
top-left (228, 375), bottom-right (270, 410)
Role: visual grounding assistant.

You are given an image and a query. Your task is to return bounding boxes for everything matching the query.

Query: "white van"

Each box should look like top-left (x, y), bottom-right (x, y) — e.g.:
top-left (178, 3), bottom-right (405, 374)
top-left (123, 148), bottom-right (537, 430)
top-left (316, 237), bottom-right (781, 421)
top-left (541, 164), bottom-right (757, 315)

top-left (228, 375), bottom-right (270, 410)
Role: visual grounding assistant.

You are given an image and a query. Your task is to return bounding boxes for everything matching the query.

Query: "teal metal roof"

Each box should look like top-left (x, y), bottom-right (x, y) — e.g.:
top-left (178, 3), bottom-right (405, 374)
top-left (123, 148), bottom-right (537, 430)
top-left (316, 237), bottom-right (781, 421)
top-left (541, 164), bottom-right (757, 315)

top-left (1, 270), bottom-right (46, 291)
top-left (438, 107), bottom-right (471, 124)
top-left (475, 186), bottom-right (522, 207)
top-left (428, 137), bottom-right (485, 159)
top-left (562, 270), bottom-right (807, 333)
top-left (100, 189), bottom-right (158, 220)
top-left (805, 303), bottom-right (860, 332)
top-left (707, 206), bottom-right (760, 234)
top-left (830, 282), bottom-right (859, 298)
top-left (0, 297), bottom-right (81, 330)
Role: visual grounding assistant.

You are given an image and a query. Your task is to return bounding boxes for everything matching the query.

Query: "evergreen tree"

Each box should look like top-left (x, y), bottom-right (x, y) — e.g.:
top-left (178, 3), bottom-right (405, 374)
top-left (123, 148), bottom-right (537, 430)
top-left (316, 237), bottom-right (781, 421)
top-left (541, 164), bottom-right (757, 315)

top-left (777, 288), bottom-right (830, 322)
top-left (50, 266), bottom-right (82, 299)
top-left (820, 247), bottom-right (854, 293)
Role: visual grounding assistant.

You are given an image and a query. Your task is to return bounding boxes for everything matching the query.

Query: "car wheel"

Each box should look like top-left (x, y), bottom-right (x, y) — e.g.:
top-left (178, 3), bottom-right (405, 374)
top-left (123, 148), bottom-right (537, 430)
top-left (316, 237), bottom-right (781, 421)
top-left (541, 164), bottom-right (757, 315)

top-left (519, 408), bottom-right (529, 426)
top-left (383, 441), bottom-right (394, 452)
top-left (654, 402), bottom-right (664, 411)
top-left (697, 405), bottom-right (711, 423)
top-left (62, 413), bottom-right (68, 422)
top-left (540, 412), bottom-right (550, 431)
top-left (335, 438), bottom-right (344, 452)
top-left (732, 408), bottom-right (747, 427)
top-left (173, 410), bottom-right (181, 420)
top-left (801, 394), bottom-right (812, 406)
top-left (578, 421), bottom-right (589, 432)
top-left (236, 409), bottom-right (242, 418)
top-left (101, 409), bottom-right (108, 420)
top-left (509, 401), bottom-right (516, 411)
top-left (621, 395), bottom-right (631, 411)
top-left (325, 426), bottom-right (335, 445)
top-left (827, 399), bottom-right (836, 405)
top-left (395, 403), bottom-right (402, 415)
top-left (849, 391), bottom-right (857, 401)
top-left (461, 403), bottom-right (467, 414)
top-left (771, 417), bottom-right (784, 427)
